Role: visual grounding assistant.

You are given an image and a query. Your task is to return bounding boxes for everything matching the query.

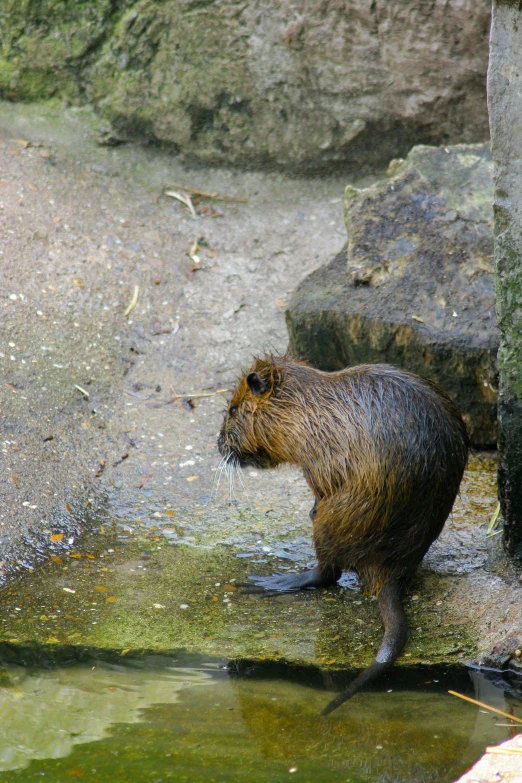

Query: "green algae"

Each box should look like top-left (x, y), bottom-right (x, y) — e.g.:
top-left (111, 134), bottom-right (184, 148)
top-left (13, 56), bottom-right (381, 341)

top-left (0, 453), bottom-right (498, 672)
top-left (0, 0), bottom-right (128, 101)
top-left (0, 509), bottom-right (476, 670)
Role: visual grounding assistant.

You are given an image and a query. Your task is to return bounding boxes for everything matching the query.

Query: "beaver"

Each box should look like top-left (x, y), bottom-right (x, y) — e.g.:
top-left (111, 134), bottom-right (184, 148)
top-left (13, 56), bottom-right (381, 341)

top-left (218, 355), bottom-right (469, 715)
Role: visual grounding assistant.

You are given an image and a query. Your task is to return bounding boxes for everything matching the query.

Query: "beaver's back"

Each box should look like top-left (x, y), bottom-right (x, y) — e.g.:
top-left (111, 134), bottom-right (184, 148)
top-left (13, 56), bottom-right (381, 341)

top-left (283, 362), bottom-right (468, 493)
top-left (284, 363), bottom-right (469, 587)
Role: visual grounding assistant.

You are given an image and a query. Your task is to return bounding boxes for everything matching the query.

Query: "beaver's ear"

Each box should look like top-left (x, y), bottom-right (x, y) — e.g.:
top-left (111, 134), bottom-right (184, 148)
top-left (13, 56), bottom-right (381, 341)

top-left (247, 372), bottom-right (268, 395)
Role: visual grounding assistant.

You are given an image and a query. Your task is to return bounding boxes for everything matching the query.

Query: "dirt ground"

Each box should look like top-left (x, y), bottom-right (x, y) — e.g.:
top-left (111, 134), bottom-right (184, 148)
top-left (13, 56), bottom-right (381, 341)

top-left (0, 100), bottom-right (521, 678)
top-left (0, 99), bottom-right (355, 573)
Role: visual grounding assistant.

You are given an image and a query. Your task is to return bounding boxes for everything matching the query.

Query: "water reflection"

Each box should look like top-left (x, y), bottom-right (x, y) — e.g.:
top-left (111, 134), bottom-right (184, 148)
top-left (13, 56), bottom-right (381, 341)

top-left (0, 659), bottom-right (215, 772)
top-left (0, 656), bottom-right (519, 783)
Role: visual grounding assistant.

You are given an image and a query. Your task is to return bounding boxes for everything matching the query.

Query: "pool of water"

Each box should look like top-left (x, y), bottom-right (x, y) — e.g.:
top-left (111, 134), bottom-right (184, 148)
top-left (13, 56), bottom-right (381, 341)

top-left (0, 652), bottom-right (520, 783)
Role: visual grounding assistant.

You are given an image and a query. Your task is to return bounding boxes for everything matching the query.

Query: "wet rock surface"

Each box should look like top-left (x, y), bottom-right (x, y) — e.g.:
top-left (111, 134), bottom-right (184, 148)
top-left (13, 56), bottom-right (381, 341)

top-left (454, 734), bottom-right (522, 783)
top-left (0, 102), bottom-right (521, 680)
top-left (287, 143), bottom-right (498, 447)
top-left (488, 1), bottom-right (522, 560)
top-left (0, 0), bottom-right (491, 172)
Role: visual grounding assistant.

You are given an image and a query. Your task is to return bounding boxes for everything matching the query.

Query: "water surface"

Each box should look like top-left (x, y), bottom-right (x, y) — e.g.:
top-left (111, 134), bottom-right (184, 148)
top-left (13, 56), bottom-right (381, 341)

top-left (0, 653), bottom-right (520, 783)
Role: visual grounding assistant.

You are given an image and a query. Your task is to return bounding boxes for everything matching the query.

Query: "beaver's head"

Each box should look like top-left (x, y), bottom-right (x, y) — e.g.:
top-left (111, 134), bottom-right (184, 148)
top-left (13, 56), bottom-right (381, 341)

top-left (218, 358), bottom-right (285, 469)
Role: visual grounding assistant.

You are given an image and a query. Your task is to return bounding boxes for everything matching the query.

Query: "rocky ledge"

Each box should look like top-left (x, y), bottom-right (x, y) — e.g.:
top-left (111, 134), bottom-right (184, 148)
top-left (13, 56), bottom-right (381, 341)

top-left (287, 143), bottom-right (498, 447)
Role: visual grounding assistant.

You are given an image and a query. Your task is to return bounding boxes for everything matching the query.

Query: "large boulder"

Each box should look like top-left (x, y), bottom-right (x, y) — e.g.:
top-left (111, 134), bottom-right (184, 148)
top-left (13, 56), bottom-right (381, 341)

top-left (286, 143), bottom-right (498, 447)
top-left (0, 0), bottom-right (491, 172)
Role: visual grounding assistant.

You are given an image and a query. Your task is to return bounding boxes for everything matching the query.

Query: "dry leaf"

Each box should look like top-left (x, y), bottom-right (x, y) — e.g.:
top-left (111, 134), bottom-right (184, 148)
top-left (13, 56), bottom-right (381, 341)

top-left (50, 533), bottom-right (64, 542)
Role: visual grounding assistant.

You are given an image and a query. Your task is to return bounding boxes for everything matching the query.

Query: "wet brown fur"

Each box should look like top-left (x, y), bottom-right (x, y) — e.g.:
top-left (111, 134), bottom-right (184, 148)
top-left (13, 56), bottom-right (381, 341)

top-left (219, 355), bottom-right (469, 597)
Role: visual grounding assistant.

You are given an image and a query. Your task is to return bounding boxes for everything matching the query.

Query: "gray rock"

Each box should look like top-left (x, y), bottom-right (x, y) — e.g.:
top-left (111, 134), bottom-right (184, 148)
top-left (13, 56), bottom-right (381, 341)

top-left (488, 1), bottom-right (522, 559)
top-left (0, 0), bottom-right (491, 172)
top-left (286, 143), bottom-right (498, 447)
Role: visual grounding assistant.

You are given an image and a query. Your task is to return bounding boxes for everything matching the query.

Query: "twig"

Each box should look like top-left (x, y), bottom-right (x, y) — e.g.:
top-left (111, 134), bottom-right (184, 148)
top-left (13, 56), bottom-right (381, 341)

top-left (169, 184), bottom-right (248, 203)
top-left (147, 388), bottom-right (230, 408)
top-left (448, 690), bottom-right (522, 725)
top-left (172, 388), bottom-right (230, 399)
top-left (74, 384), bottom-right (90, 398)
top-left (486, 747), bottom-right (522, 754)
top-left (124, 285), bottom-right (139, 317)
top-left (168, 384), bottom-right (184, 412)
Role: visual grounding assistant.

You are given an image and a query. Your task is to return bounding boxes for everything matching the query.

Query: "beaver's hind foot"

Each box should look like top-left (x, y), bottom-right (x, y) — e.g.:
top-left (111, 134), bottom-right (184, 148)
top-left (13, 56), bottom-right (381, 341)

top-left (240, 565), bottom-right (341, 594)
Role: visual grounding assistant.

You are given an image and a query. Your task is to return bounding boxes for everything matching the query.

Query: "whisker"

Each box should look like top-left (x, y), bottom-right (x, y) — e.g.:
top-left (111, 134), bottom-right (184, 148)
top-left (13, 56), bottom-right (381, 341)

top-left (228, 456), bottom-right (235, 502)
top-left (210, 456), bottom-right (225, 495)
top-left (236, 464), bottom-right (247, 493)
top-left (210, 454), bottom-right (228, 501)
top-left (212, 452), bottom-right (249, 504)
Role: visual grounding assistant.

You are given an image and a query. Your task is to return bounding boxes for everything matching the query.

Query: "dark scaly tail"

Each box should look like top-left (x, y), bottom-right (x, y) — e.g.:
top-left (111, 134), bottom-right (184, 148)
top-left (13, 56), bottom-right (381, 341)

top-left (321, 582), bottom-right (408, 716)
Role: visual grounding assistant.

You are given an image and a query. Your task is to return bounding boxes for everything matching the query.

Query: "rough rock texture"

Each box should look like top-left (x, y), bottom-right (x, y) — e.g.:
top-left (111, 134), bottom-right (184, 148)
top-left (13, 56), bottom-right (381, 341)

top-left (488, 1), bottom-right (522, 560)
top-left (0, 0), bottom-right (491, 172)
top-left (286, 143), bottom-right (498, 447)
top-left (453, 735), bottom-right (522, 783)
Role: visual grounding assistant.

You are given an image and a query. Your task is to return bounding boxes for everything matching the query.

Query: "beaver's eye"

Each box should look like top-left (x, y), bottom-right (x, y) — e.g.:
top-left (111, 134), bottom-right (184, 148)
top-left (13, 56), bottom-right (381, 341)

top-left (229, 406), bottom-right (238, 417)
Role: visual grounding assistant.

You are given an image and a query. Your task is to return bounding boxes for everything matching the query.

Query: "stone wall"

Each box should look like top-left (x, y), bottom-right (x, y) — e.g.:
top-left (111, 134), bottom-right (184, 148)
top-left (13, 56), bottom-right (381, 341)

top-left (0, 0), bottom-right (491, 172)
